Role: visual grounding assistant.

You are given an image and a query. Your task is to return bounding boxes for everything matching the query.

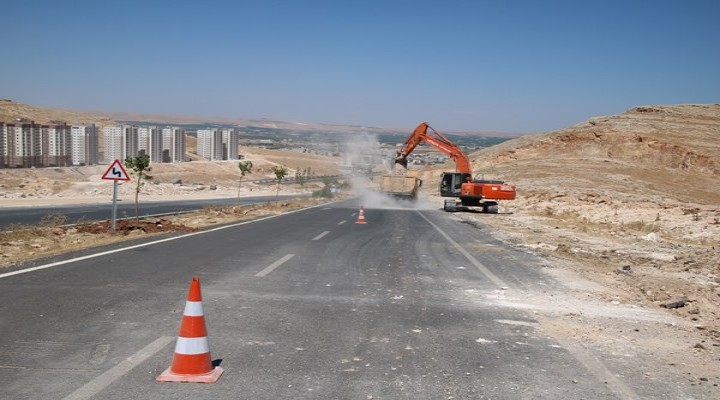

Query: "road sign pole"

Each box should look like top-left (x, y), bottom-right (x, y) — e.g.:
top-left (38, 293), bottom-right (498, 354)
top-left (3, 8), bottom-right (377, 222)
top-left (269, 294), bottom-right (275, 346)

top-left (102, 159), bottom-right (130, 234)
top-left (111, 180), bottom-right (118, 233)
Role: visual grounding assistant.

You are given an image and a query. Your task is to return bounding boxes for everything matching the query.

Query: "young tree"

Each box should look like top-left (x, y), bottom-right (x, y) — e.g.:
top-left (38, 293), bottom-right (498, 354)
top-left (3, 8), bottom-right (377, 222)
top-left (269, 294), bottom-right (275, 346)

top-left (124, 154), bottom-right (151, 220)
top-left (271, 165), bottom-right (288, 197)
top-left (237, 160), bottom-right (254, 198)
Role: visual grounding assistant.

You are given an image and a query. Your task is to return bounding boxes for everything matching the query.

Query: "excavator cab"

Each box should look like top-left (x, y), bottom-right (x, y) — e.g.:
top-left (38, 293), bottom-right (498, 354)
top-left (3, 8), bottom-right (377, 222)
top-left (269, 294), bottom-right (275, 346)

top-left (439, 172), bottom-right (471, 197)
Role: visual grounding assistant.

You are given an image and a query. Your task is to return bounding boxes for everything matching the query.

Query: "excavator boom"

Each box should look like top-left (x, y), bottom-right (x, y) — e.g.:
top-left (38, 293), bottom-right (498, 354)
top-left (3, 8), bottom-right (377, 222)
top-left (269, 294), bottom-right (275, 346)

top-left (395, 123), bottom-right (472, 174)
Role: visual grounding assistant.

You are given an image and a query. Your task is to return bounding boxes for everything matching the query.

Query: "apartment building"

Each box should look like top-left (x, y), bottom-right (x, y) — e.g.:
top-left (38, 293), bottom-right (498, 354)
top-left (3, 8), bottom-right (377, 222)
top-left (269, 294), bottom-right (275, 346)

top-left (138, 126), bottom-right (150, 156)
top-left (43, 123), bottom-right (72, 167)
top-left (1, 122), bottom-right (14, 167)
top-left (0, 123), bottom-right (5, 166)
top-left (103, 125), bottom-right (139, 163)
top-left (138, 126), bottom-right (164, 163)
top-left (0, 121), bottom-right (74, 168)
top-left (220, 128), bottom-right (239, 160)
top-left (16, 122), bottom-right (42, 167)
top-left (1, 120), bottom-right (189, 168)
top-left (161, 126), bottom-right (186, 162)
top-left (105, 124), bottom-right (187, 164)
top-left (103, 125), bottom-right (123, 163)
top-left (70, 125), bottom-right (99, 166)
top-left (196, 128), bottom-right (224, 161)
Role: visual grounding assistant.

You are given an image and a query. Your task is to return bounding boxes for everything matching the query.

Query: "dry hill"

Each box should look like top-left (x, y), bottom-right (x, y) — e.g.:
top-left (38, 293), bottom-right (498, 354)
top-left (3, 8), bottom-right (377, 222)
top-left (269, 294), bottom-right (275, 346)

top-left (477, 104), bottom-right (720, 205)
top-left (0, 99), bottom-right (116, 128)
top-left (435, 104), bottom-right (720, 345)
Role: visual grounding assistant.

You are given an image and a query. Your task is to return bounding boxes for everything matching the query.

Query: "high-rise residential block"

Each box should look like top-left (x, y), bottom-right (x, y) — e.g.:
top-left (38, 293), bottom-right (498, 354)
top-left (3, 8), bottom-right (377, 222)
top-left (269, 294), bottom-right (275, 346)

top-left (161, 126), bottom-right (186, 162)
top-left (103, 125), bottom-right (139, 163)
top-left (1, 121), bottom-right (74, 168)
top-left (220, 128), bottom-right (239, 160)
top-left (196, 129), bottom-right (224, 161)
top-left (44, 123), bottom-right (72, 167)
top-left (71, 125), bottom-right (99, 166)
top-left (138, 126), bottom-right (163, 163)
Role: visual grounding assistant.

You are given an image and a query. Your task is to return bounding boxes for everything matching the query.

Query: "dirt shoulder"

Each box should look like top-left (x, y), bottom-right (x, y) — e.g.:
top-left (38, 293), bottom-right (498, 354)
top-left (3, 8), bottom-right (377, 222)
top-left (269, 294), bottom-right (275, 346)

top-left (417, 190), bottom-right (720, 390)
top-left (0, 196), bottom-right (336, 270)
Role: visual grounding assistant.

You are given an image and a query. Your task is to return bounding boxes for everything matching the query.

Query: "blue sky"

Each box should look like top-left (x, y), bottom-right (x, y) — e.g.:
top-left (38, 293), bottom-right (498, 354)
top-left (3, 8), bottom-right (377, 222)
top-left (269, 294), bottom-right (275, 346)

top-left (1, 0), bottom-right (718, 133)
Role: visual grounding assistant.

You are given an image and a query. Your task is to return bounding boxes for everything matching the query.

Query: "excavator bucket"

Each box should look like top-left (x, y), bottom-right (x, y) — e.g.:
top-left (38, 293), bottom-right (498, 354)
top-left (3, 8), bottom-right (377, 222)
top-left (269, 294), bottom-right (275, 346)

top-left (394, 157), bottom-right (408, 169)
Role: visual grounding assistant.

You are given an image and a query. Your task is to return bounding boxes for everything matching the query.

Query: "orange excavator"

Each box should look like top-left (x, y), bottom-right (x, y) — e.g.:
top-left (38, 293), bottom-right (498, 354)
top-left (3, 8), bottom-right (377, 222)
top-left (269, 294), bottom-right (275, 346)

top-left (394, 122), bottom-right (516, 213)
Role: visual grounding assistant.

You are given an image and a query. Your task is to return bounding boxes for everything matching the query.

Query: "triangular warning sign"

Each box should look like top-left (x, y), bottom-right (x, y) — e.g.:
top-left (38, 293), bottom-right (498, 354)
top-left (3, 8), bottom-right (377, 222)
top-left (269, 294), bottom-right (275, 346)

top-left (102, 159), bottom-right (131, 181)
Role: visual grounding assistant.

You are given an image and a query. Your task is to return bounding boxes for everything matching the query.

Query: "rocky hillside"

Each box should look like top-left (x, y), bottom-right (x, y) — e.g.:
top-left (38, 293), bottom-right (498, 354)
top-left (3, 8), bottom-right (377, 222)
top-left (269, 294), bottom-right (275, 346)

top-left (472, 104), bottom-right (720, 205)
top-left (0, 99), bottom-right (116, 127)
top-left (442, 104), bottom-right (720, 343)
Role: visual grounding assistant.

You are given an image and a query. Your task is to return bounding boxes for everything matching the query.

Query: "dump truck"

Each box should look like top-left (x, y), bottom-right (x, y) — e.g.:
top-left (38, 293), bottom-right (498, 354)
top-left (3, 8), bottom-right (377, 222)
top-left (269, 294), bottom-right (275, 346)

top-left (377, 174), bottom-right (422, 200)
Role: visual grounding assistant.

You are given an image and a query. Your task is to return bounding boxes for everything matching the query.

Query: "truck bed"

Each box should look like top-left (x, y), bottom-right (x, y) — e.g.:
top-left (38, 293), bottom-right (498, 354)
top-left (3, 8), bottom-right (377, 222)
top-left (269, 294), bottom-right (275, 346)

top-left (377, 175), bottom-right (422, 198)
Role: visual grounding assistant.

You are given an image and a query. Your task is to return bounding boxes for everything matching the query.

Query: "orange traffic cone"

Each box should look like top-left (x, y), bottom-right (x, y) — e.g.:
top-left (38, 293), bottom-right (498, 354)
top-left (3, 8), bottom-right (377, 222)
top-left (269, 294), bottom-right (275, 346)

top-left (355, 206), bottom-right (367, 224)
top-left (157, 277), bottom-right (224, 383)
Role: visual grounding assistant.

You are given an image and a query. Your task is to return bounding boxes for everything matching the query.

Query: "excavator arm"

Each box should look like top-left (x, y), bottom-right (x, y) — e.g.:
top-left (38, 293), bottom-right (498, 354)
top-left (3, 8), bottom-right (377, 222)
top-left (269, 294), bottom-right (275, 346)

top-left (395, 122), bottom-right (472, 174)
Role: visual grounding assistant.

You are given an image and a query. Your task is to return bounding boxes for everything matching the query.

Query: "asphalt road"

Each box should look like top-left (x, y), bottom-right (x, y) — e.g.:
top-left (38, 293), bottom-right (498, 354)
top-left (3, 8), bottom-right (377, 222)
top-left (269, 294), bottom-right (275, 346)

top-left (0, 199), bottom-right (705, 399)
top-left (0, 194), bottom-right (303, 228)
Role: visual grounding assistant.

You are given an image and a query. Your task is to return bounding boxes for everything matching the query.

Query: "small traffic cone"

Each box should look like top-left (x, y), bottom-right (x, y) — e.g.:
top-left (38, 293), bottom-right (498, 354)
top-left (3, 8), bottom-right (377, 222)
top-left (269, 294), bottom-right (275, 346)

top-left (355, 206), bottom-right (367, 224)
top-left (157, 277), bottom-right (223, 383)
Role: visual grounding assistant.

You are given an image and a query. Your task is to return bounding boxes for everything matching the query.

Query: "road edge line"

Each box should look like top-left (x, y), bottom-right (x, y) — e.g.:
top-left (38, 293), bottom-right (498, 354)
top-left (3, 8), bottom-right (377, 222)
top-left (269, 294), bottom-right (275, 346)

top-left (62, 336), bottom-right (174, 400)
top-left (416, 210), bottom-right (508, 288)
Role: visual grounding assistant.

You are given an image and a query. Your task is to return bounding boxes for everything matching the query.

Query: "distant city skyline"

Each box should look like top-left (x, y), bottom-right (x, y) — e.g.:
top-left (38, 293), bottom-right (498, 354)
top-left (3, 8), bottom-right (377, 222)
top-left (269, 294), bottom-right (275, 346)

top-left (0, 121), bottom-right (190, 168)
top-left (2, 0), bottom-right (718, 134)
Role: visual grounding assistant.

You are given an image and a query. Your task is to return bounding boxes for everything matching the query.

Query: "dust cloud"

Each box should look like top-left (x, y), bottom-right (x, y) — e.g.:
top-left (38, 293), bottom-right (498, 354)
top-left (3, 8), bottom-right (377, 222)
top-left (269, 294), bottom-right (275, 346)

top-left (340, 133), bottom-right (438, 211)
top-left (357, 190), bottom-right (438, 211)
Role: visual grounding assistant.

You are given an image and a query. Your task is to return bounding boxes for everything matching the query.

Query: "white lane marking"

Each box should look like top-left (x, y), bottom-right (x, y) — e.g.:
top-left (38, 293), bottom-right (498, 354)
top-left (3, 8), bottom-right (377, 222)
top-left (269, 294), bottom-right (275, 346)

top-left (0, 201), bottom-right (335, 280)
top-left (415, 210), bottom-right (508, 288)
top-left (313, 231), bottom-right (330, 241)
top-left (255, 254), bottom-right (295, 277)
top-left (550, 335), bottom-right (640, 399)
top-left (338, 220), bottom-right (347, 225)
top-left (63, 336), bottom-right (174, 400)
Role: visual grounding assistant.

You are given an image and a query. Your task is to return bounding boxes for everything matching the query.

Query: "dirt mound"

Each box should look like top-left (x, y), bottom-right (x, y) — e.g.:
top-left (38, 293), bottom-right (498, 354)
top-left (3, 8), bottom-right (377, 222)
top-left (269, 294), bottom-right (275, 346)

top-left (76, 218), bottom-right (199, 235)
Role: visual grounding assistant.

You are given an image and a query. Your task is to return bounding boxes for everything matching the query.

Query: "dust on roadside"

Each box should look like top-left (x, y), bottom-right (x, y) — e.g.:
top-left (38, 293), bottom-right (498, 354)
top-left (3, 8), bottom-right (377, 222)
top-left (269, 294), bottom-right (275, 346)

top-left (452, 191), bottom-right (720, 389)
